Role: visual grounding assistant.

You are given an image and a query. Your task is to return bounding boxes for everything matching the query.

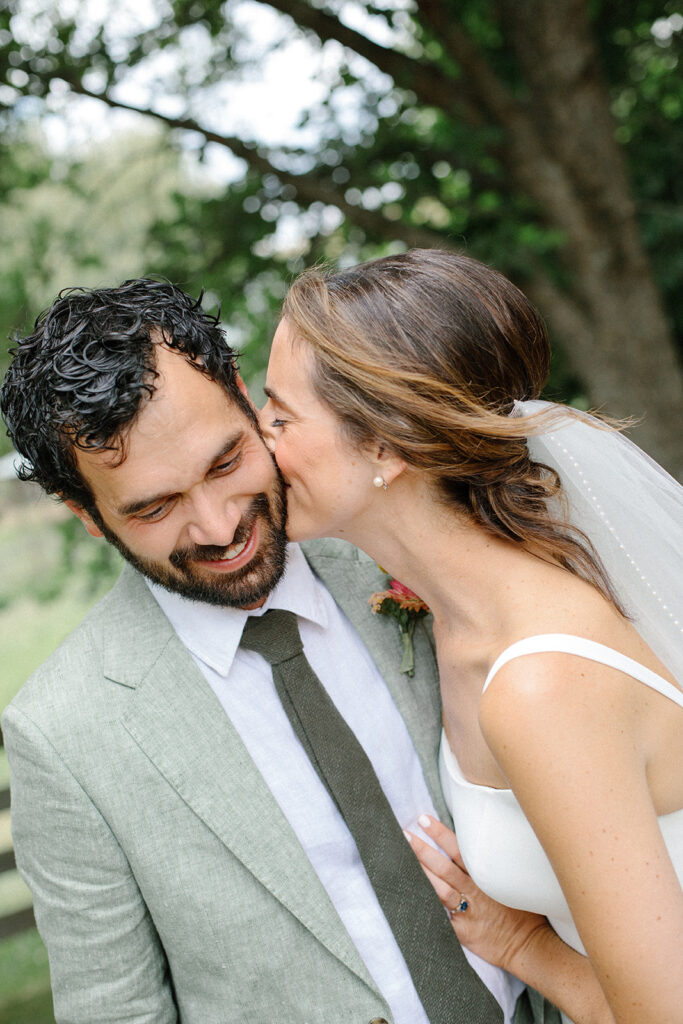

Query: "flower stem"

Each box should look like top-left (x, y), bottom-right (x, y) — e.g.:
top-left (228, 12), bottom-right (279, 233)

top-left (399, 622), bottom-right (416, 676)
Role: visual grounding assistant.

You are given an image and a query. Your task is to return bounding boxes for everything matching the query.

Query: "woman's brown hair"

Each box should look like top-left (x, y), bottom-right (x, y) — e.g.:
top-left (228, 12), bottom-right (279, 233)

top-left (282, 248), bottom-right (624, 610)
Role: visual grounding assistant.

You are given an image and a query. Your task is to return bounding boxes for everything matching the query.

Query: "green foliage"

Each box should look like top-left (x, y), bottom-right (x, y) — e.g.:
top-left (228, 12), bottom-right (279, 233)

top-left (0, 125), bottom-right (210, 339)
top-left (0, 122), bottom-right (224, 459)
top-left (599, 4), bottom-right (683, 334)
top-left (0, 929), bottom-right (53, 1024)
top-left (1, 0), bottom-right (681, 374)
top-left (0, 0), bottom-right (680, 451)
top-left (0, 485), bottom-right (121, 630)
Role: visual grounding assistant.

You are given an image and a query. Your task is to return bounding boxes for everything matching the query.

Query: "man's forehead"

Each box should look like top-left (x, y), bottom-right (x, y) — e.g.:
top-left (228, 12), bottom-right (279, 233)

top-left (73, 374), bottom-right (249, 483)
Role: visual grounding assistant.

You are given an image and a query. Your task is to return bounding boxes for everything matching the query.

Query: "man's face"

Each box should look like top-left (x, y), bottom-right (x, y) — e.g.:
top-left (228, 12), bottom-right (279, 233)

top-left (69, 345), bottom-right (287, 608)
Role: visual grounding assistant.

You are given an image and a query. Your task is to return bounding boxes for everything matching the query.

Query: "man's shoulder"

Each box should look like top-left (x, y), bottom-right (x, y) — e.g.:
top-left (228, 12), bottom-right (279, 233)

top-left (3, 566), bottom-right (163, 721)
top-left (299, 539), bottom-right (384, 601)
top-left (300, 538), bottom-right (376, 566)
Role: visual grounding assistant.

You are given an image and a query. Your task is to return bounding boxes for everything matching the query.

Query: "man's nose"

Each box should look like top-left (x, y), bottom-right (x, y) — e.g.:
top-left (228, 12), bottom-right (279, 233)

top-left (186, 492), bottom-right (243, 548)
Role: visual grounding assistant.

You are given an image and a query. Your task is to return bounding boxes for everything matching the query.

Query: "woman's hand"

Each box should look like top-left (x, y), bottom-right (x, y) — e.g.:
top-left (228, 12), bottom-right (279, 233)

top-left (406, 815), bottom-right (550, 973)
top-left (409, 816), bottom-right (616, 1022)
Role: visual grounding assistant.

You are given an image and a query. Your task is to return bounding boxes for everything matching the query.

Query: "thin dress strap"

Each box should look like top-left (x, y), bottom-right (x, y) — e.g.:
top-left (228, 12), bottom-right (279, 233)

top-left (482, 633), bottom-right (683, 707)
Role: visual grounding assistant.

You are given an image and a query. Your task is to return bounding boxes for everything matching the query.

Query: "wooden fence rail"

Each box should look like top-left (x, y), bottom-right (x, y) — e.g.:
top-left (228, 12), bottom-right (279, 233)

top-left (0, 725), bottom-right (37, 940)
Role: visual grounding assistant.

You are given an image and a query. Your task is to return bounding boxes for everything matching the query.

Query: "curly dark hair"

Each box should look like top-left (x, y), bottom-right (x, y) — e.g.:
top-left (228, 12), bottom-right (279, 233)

top-left (0, 278), bottom-right (254, 512)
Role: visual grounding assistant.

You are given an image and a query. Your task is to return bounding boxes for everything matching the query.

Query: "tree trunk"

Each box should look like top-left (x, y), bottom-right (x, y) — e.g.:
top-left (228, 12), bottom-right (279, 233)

top-left (527, 271), bottom-right (683, 478)
top-left (496, 0), bottom-right (683, 476)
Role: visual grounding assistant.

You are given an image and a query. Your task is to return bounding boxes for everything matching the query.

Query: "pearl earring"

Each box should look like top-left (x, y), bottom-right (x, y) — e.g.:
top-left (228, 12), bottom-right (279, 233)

top-left (373, 475), bottom-right (388, 491)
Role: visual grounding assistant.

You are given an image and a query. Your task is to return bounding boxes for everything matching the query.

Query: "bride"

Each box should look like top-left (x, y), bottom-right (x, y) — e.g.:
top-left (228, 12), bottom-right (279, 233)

top-left (260, 249), bottom-right (683, 1024)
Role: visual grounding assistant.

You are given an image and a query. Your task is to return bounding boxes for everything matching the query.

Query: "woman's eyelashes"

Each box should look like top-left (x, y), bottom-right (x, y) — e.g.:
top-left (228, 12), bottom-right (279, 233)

top-left (269, 417), bottom-right (287, 428)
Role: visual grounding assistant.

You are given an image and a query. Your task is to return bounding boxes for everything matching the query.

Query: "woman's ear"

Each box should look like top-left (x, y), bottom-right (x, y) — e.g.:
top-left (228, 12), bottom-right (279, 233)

top-left (63, 500), bottom-right (104, 538)
top-left (370, 444), bottom-right (407, 487)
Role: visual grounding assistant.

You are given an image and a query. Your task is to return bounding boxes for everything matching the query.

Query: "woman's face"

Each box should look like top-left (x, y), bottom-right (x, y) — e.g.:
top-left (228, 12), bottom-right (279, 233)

top-left (261, 318), bottom-right (377, 542)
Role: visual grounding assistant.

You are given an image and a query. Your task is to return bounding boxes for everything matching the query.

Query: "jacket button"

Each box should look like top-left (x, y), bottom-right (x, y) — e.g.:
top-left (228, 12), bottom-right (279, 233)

top-left (369, 1019), bottom-right (389, 1024)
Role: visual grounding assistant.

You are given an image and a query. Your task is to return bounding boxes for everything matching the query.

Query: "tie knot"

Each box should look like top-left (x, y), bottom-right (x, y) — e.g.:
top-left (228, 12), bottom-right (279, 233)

top-left (241, 608), bottom-right (304, 666)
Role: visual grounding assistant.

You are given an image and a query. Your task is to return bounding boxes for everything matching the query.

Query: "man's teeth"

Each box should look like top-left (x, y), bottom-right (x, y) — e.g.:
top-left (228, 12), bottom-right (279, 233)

top-left (224, 539), bottom-right (248, 560)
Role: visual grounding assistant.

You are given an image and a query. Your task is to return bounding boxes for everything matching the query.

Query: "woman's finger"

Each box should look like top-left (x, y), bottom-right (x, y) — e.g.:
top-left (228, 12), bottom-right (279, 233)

top-left (417, 814), bottom-right (467, 869)
top-left (416, 857), bottom-right (461, 908)
top-left (404, 829), bottom-right (469, 904)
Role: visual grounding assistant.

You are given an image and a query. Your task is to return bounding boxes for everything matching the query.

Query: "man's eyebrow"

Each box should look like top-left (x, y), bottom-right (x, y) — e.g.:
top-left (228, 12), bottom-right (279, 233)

top-left (116, 430), bottom-right (245, 517)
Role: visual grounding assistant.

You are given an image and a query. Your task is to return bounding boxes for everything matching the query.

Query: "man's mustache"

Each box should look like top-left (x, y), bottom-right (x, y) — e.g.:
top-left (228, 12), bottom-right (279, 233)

top-left (169, 494), bottom-right (270, 570)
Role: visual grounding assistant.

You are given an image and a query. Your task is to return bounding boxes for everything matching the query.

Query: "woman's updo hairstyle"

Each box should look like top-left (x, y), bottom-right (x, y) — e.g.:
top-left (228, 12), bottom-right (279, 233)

top-left (282, 248), bottom-right (622, 609)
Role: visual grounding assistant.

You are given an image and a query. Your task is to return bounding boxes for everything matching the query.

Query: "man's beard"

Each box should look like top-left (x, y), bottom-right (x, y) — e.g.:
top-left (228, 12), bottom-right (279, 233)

top-left (94, 476), bottom-right (289, 608)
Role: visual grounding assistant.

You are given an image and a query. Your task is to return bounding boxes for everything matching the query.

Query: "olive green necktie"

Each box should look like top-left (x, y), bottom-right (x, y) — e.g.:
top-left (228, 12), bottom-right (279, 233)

top-left (241, 608), bottom-right (507, 1023)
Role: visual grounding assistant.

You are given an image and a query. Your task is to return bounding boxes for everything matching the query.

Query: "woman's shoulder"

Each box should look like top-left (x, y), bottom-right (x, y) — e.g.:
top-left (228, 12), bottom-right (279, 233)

top-left (479, 623), bottom-right (680, 778)
top-left (484, 633), bottom-right (681, 700)
top-left (476, 634), bottom-right (651, 814)
top-left (485, 570), bottom-right (678, 699)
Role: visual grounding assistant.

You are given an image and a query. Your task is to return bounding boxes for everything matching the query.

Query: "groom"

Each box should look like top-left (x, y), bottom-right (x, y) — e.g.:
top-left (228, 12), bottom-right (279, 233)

top-left (1, 279), bottom-right (554, 1023)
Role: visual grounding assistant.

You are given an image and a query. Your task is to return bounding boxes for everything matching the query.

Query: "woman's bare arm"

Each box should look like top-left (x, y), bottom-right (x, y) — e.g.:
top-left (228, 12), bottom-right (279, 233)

top-left (479, 653), bottom-right (683, 1024)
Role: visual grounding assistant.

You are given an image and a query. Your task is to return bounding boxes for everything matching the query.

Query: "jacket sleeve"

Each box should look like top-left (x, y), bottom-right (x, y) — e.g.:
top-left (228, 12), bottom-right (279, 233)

top-left (3, 703), bottom-right (178, 1024)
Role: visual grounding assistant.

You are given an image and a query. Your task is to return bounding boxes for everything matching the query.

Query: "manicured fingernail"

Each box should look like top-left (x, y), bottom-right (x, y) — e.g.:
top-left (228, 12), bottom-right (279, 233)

top-left (402, 829), bottom-right (413, 842)
top-left (418, 814), bottom-right (431, 829)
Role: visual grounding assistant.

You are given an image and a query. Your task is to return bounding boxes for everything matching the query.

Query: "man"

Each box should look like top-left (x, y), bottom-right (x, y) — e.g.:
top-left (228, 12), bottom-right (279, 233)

top-left (1, 280), bottom-right (553, 1023)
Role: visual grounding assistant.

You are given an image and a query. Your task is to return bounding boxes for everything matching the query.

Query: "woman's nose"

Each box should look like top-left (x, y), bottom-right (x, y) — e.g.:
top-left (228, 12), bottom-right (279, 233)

top-left (258, 405), bottom-right (277, 453)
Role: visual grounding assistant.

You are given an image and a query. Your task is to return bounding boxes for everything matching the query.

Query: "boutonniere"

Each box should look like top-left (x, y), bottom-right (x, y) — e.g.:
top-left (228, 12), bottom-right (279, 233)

top-left (369, 578), bottom-right (429, 677)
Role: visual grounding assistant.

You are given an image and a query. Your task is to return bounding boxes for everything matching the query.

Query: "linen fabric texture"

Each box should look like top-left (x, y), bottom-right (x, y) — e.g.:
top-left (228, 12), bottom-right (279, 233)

top-left (3, 539), bottom-right (557, 1023)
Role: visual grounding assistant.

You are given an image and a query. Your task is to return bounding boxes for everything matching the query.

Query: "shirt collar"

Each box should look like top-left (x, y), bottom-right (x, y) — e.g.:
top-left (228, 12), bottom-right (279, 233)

top-left (146, 543), bottom-right (328, 677)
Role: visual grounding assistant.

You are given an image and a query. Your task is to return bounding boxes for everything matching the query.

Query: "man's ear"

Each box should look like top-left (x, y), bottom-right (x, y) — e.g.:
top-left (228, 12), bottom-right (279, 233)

top-left (235, 373), bottom-right (251, 402)
top-left (63, 500), bottom-right (104, 538)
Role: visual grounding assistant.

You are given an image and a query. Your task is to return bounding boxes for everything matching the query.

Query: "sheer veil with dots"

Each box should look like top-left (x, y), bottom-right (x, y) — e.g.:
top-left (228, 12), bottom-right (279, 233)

top-left (514, 401), bottom-right (683, 682)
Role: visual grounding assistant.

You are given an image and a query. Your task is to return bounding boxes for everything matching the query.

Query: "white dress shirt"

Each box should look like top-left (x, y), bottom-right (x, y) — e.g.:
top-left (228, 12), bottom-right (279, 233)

top-left (148, 543), bottom-right (524, 1023)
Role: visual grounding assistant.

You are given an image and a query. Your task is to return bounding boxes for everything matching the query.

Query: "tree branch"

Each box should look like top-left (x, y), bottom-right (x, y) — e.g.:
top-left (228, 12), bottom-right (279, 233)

top-left (416, 0), bottom-right (524, 127)
top-left (62, 79), bottom-right (450, 250)
top-left (415, 1), bottom-right (641, 291)
top-left (258, 0), bottom-right (486, 126)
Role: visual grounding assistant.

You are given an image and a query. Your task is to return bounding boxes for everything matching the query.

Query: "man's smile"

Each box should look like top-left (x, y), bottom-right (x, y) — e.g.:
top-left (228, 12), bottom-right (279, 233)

top-left (192, 522), bottom-right (260, 573)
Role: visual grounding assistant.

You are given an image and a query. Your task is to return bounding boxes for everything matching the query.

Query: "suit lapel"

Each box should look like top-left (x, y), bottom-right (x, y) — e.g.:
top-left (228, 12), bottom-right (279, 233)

top-left (302, 541), bottom-right (451, 824)
top-left (102, 567), bottom-right (377, 992)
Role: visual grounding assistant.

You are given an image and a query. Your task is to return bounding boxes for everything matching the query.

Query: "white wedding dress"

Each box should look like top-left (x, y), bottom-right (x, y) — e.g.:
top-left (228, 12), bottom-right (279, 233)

top-left (439, 634), bottom-right (683, 1024)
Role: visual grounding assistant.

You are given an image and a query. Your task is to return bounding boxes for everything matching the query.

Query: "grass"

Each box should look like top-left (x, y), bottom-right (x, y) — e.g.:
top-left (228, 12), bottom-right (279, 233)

top-left (0, 487), bottom-right (121, 710)
top-left (0, 987), bottom-right (55, 1024)
top-left (0, 930), bottom-right (54, 1023)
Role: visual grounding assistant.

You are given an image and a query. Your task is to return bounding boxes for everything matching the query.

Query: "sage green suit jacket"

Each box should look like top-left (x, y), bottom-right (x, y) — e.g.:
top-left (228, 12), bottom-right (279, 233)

top-left (3, 539), bottom-right (552, 1024)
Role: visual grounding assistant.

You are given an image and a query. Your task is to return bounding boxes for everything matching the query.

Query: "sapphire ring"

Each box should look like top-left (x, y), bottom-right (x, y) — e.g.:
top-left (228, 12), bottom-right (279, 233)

top-left (452, 893), bottom-right (469, 914)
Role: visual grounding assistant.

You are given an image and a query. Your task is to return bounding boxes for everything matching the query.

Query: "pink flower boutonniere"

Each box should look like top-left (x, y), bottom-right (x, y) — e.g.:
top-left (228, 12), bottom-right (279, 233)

top-left (369, 579), bottom-right (429, 677)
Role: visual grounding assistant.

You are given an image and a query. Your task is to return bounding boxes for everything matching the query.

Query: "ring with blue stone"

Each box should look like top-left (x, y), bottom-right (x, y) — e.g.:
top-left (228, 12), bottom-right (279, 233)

top-left (453, 893), bottom-right (469, 913)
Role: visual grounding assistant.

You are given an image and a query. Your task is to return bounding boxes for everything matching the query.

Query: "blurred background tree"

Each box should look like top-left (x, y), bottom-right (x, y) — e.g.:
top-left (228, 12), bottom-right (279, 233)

top-left (0, 0), bottom-right (682, 471)
top-left (0, 4), bottom-right (681, 1018)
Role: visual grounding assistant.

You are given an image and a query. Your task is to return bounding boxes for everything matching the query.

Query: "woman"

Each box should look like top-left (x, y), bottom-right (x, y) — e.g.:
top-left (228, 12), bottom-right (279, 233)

top-left (260, 249), bottom-right (683, 1024)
